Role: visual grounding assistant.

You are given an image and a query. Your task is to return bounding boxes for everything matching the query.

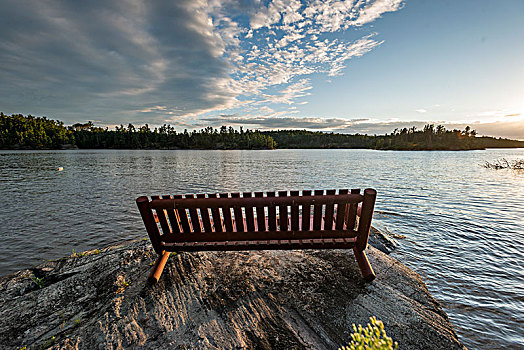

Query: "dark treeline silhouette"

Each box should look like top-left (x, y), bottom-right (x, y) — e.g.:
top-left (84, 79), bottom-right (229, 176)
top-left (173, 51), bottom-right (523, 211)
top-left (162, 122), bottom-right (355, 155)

top-left (1, 113), bottom-right (523, 150)
top-left (1, 113), bottom-right (275, 150)
top-left (263, 130), bottom-right (376, 149)
top-left (73, 124), bottom-right (276, 150)
top-left (372, 124), bottom-right (523, 150)
top-left (264, 125), bottom-right (524, 150)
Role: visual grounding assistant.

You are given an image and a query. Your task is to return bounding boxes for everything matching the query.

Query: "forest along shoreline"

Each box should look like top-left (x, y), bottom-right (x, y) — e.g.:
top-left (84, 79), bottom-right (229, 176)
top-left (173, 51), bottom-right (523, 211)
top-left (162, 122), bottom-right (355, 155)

top-left (2, 112), bottom-right (524, 151)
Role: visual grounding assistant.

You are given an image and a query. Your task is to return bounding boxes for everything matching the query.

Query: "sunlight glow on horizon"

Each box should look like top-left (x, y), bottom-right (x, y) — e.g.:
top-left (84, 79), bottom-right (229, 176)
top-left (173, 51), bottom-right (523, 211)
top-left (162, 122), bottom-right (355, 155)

top-left (0, 0), bottom-right (523, 139)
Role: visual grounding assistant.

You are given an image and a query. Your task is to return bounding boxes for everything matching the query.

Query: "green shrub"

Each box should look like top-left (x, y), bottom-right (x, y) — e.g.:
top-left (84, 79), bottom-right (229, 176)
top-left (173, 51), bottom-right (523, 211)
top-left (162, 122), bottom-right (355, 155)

top-left (339, 317), bottom-right (398, 350)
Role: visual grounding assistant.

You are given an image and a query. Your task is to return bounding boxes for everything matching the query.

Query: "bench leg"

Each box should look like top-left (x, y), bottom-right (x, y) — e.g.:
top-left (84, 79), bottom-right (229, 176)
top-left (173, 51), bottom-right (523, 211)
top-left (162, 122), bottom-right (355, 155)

top-left (148, 251), bottom-right (171, 284)
top-left (353, 247), bottom-right (375, 282)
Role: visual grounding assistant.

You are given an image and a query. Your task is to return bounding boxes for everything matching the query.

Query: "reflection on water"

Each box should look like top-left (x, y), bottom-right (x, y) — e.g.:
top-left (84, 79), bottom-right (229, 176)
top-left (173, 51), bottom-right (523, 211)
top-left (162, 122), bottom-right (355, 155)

top-left (0, 148), bottom-right (523, 349)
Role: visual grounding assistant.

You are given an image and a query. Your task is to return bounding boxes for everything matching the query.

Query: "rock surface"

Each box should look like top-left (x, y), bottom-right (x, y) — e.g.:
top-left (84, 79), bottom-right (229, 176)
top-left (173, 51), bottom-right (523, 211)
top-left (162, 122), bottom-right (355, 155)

top-left (0, 236), bottom-right (465, 350)
top-left (368, 226), bottom-right (397, 254)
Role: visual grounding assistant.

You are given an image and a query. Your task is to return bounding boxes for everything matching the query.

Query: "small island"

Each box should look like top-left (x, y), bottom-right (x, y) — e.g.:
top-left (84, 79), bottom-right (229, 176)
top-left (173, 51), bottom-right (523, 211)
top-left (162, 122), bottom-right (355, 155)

top-left (2, 112), bottom-right (523, 151)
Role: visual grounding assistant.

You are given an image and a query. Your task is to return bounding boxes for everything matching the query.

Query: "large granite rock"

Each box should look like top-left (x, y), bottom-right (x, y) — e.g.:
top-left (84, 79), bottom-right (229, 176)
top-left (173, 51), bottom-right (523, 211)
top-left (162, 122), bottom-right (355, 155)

top-left (0, 237), bottom-right (465, 349)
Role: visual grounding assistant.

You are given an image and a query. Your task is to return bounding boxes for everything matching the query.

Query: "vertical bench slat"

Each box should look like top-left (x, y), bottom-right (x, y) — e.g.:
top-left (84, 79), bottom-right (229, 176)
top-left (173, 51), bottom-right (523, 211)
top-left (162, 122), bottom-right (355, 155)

top-left (324, 189), bottom-right (336, 230)
top-left (335, 189), bottom-right (348, 230)
top-left (210, 193), bottom-right (223, 232)
top-left (290, 190), bottom-right (300, 231)
top-left (197, 194), bottom-right (213, 233)
top-left (356, 189), bottom-right (377, 252)
top-left (149, 188), bottom-right (365, 235)
top-left (152, 195), bottom-right (171, 234)
top-left (278, 191), bottom-right (289, 231)
top-left (347, 189), bottom-right (360, 230)
top-left (174, 194), bottom-right (192, 234)
top-left (162, 195), bottom-right (181, 234)
top-left (187, 194), bottom-right (202, 233)
top-left (301, 190), bottom-right (312, 231)
top-left (313, 189), bottom-right (324, 230)
top-left (267, 191), bottom-right (277, 231)
top-left (243, 192), bottom-right (256, 232)
top-left (231, 193), bottom-right (245, 232)
top-left (220, 193), bottom-right (234, 232)
top-left (255, 192), bottom-right (266, 231)
top-left (136, 196), bottom-right (163, 254)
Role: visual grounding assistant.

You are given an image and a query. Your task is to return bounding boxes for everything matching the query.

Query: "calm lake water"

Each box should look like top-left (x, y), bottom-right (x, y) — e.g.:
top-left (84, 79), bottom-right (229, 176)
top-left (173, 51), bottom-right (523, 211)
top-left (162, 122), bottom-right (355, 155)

top-left (1, 149), bottom-right (523, 349)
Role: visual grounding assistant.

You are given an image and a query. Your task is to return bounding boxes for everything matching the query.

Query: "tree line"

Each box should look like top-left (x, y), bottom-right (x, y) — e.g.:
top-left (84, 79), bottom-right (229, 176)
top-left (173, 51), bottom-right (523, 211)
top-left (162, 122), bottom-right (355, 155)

top-left (0, 113), bottom-right (275, 150)
top-left (263, 125), bottom-right (524, 150)
top-left (0, 113), bottom-right (73, 148)
top-left (1, 112), bottom-right (523, 150)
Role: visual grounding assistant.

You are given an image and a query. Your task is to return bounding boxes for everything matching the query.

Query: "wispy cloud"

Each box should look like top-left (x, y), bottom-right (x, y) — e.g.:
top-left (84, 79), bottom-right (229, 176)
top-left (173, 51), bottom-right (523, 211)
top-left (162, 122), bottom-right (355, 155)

top-left (0, 0), bottom-right (405, 125)
top-left (466, 109), bottom-right (524, 123)
top-left (471, 120), bottom-right (524, 140)
top-left (260, 79), bottom-right (313, 105)
top-left (202, 115), bottom-right (524, 140)
top-left (477, 110), bottom-right (501, 117)
top-left (201, 115), bottom-right (366, 130)
top-left (349, 0), bottom-right (405, 26)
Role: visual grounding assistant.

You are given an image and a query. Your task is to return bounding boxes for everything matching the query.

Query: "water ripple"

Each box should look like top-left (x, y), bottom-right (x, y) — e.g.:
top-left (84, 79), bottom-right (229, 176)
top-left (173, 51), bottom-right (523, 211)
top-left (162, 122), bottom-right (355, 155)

top-left (1, 148), bottom-right (523, 349)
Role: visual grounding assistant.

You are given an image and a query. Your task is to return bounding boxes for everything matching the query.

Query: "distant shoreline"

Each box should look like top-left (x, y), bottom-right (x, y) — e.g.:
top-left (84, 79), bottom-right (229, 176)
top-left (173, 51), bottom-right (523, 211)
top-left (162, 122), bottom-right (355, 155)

top-left (4, 146), bottom-right (524, 151)
top-left (3, 112), bottom-right (524, 151)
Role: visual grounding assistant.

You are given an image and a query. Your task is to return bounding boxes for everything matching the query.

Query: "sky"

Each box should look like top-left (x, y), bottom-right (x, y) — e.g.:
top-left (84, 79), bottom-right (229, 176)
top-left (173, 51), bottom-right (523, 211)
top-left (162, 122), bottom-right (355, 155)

top-left (1, 0), bottom-right (523, 139)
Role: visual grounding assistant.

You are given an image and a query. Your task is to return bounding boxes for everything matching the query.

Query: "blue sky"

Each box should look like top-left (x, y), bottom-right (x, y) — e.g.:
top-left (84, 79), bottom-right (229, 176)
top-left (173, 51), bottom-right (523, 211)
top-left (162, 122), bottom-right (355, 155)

top-left (1, 0), bottom-right (523, 138)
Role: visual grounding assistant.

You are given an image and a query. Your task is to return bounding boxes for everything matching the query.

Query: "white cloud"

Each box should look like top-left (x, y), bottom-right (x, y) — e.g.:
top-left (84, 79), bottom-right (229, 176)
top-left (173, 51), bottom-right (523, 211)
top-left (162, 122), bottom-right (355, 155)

top-left (477, 110), bottom-right (501, 117)
top-left (216, 0), bottom-right (405, 116)
top-left (200, 115), bottom-right (524, 140)
top-left (349, 0), bottom-right (405, 26)
top-left (471, 120), bottom-right (524, 140)
top-left (0, 0), bottom-right (405, 125)
top-left (416, 109), bottom-right (427, 113)
top-left (139, 106), bottom-right (168, 113)
top-left (261, 79), bottom-right (313, 105)
top-left (202, 115), bottom-right (361, 129)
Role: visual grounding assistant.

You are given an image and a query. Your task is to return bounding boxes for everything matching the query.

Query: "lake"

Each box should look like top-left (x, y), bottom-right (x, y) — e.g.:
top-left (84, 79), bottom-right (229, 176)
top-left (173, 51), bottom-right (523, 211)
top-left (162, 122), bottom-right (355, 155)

top-left (0, 148), bottom-right (523, 349)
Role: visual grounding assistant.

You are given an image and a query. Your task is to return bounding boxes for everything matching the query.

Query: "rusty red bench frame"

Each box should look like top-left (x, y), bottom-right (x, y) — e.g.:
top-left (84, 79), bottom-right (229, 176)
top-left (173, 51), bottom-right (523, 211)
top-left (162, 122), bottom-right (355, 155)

top-left (136, 188), bottom-right (377, 283)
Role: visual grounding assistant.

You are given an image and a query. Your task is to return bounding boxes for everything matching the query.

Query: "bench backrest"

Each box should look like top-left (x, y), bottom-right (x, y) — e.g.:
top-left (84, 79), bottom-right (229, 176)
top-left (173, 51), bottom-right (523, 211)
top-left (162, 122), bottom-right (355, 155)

top-left (137, 188), bottom-right (376, 254)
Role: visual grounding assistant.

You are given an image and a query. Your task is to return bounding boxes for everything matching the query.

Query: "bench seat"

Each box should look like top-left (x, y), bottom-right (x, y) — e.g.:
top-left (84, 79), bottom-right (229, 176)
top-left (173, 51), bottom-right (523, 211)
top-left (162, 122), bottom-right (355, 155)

top-left (162, 237), bottom-right (357, 251)
top-left (137, 188), bottom-right (377, 283)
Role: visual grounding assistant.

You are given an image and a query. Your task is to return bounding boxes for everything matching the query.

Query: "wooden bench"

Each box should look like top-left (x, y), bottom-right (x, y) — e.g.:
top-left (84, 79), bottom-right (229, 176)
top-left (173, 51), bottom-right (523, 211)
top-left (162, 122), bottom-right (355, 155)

top-left (136, 188), bottom-right (377, 283)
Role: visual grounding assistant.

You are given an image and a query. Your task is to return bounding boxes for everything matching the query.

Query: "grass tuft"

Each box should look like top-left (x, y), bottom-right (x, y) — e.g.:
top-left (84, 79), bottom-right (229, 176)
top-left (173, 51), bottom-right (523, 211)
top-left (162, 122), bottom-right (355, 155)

top-left (115, 278), bottom-right (131, 294)
top-left (483, 158), bottom-right (524, 170)
top-left (31, 274), bottom-right (45, 289)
